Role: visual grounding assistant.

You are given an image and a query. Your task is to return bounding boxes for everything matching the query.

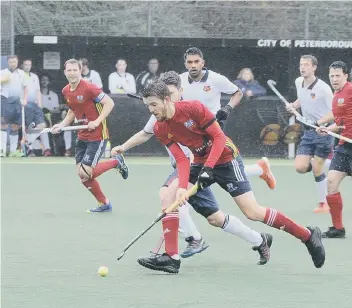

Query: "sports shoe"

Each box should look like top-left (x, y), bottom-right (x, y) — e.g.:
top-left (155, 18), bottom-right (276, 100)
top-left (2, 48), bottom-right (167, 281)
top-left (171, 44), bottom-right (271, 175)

top-left (304, 226), bottom-right (325, 268)
top-left (0, 150), bottom-right (5, 157)
top-left (43, 149), bottom-right (52, 157)
top-left (137, 253), bottom-right (180, 274)
top-left (180, 236), bottom-right (209, 258)
top-left (27, 150), bottom-right (36, 157)
top-left (114, 154), bottom-right (129, 179)
top-left (252, 233), bottom-right (273, 265)
top-left (313, 202), bottom-right (330, 213)
top-left (322, 226), bottom-right (346, 238)
top-left (87, 202), bottom-right (112, 213)
top-left (9, 151), bottom-right (24, 157)
top-left (257, 157), bottom-right (276, 189)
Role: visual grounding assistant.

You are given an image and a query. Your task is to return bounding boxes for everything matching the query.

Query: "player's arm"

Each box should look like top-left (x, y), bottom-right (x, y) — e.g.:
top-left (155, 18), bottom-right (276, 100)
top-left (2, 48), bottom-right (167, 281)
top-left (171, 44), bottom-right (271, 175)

top-left (112, 114), bottom-right (156, 154)
top-left (93, 94), bottom-right (114, 125)
top-left (216, 75), bottom-right (243, 121)
top-left (111, 130), bottom-right (153, 155)
top-left (51, 108), bottom-right (76, 133)
top-left (316, 111), bottom-right (334, 126)
top-left (194, 102), bottom-right (227, 168)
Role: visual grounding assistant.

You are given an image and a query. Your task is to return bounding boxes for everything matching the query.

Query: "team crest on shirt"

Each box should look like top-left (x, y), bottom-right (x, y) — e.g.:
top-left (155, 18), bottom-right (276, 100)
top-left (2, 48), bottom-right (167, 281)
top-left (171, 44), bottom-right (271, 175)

top-left (184, 119), bottom-right (195, 129)
top-left (310, 93), bottom-right (316, 99)
top-left (77, 95), bottom-right (84, 102)
top-left (203, 85), bottom-right (211, 92)
top-left (337, 98), bottom-right (344, 106)
top-left (168, 133), bottom-right (173, 139)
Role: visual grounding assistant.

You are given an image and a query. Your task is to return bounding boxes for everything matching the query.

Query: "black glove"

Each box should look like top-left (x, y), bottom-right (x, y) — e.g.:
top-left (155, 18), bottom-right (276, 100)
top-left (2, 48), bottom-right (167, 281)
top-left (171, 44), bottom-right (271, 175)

top-left (216, 104), bottom-right (233, 122)
top-left (42, 107), bottom-right (50, 114)
top-left (198, 166), bottom-right (214, 189)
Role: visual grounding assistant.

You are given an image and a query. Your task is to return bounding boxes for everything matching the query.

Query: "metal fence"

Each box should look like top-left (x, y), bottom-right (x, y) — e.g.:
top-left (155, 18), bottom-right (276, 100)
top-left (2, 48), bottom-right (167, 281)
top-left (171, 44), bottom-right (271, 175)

top-left (2, 1), bottom-right (352, 56)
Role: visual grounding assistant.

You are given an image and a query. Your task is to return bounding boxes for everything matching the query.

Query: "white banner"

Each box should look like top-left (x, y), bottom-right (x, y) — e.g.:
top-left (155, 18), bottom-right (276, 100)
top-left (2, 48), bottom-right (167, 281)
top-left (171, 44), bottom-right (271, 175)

top-left (43, 52), bottom-right (60, 70)
top-left (257, 39), bottom-right (352, 49)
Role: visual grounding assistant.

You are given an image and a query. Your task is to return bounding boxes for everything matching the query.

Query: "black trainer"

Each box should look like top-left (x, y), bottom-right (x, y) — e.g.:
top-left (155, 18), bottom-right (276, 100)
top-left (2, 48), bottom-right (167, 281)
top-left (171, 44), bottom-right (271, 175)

top-left (137, 253), bottom-right (180, 274)
top-left (304, 226), bottom-right (325, 268)
top-left (252, 233), bottom-right (273, 265)
top-left (322, 226), bottom-right (346, 238)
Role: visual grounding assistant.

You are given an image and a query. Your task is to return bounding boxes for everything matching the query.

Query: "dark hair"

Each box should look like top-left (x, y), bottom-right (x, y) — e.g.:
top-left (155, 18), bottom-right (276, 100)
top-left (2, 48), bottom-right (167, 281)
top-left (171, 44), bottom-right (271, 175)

top-left (142, 80), bottom-right (171, 100)
top-left (79, 58), bottom-right (89, 66)
top-left (329, 61), bottom-right (348, 75)
top-left (301, 55), bottom-right (318, 66)
top-left (22, 58), bottom-right (32, 63)
top-left (116, 58), bottom-right (127, 64)
top-left (184, 47), bottom-right (203, 60)
top-left (158, 71), bottom-right (181, 89)
top-left (64, 58), bottom-right (82, 70)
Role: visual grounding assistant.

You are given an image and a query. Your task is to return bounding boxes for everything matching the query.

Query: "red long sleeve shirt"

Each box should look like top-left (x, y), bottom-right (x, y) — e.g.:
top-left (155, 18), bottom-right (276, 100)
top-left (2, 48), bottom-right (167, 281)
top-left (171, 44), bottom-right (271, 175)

top-left (154, 100), bottom-right (239, 188)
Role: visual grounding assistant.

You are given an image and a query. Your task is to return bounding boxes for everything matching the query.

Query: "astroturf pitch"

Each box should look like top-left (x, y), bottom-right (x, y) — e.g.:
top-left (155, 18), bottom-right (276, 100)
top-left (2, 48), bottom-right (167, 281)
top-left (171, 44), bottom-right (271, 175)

top-left (1, 157), bottom-right (351, 308)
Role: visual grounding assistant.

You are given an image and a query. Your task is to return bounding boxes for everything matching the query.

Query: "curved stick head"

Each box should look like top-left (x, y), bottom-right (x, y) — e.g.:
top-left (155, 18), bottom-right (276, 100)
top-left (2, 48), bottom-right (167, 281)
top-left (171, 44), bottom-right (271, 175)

top-left (267, 80), bottom-right (277, 86)
top-left (116, 252), bottom-right (125, 261)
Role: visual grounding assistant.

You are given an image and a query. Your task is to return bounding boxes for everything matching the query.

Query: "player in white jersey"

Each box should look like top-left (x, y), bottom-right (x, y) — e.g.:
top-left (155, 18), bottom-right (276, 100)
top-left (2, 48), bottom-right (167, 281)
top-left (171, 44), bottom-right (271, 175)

top-left (0, 55), bottom-right (28, 157)
top-left (286, 55), bottom-right (334, 213)
top-left (111, 71), bottom-right (276, 258)
top-left (22, 59), bottom-right (52, 156)
top-left (180, 47), bottom-right (276, 185)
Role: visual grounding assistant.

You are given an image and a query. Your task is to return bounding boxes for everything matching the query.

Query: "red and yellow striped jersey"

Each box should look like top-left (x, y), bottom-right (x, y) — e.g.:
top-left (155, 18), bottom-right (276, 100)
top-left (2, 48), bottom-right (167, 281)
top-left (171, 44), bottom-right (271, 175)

top-left (62, 79), bottom-right (108, 141)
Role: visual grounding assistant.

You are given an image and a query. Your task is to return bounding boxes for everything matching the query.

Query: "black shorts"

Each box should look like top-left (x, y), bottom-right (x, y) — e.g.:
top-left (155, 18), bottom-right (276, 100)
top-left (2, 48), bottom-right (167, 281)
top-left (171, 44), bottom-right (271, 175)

top-left (25, 102), bottom-right (45, 126)
top-left (189, 155), bottom-right (252, 197)
top-left (329, 145), bottom-right (352, 176)
top-left (1, 96), bottom-right (22, 125)
top-left (75, 139), bottom-right (107, 167)
top-left (188, 186), bottom-right (220, 218)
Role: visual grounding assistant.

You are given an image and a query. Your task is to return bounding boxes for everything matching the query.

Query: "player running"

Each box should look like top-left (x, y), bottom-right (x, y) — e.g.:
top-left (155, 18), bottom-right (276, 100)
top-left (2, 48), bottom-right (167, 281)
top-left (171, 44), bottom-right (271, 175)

top-left (137, 80), bottom-right (325, 274)
top-left (286, 55), bottom-right (333, 213)
top-left (317, 61), bottom-right (352, 238)
top-left (112, 71), bottom-right (276, 259)
top-left (51, 59), bottom-right (128, 212)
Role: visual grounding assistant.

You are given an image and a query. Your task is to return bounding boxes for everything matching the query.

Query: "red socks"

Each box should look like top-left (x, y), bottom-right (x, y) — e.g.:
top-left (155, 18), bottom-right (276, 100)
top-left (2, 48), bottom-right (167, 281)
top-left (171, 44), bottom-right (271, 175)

top-left (162, 212), bottom-right (179, 256)
top-left (327, 192), bottom-right (344, 229)
top-left (83, 179), bottom-right (107, 204)
top-left (264, 208), bottom-right (311, 242)
top-left (92, 159), bottom-right (118, 178)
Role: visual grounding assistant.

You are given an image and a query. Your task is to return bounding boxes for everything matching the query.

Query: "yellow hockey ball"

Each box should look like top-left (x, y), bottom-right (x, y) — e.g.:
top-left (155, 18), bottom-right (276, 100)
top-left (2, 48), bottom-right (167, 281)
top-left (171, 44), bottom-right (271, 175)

top-left (98, 266), bottom-right (108, 277)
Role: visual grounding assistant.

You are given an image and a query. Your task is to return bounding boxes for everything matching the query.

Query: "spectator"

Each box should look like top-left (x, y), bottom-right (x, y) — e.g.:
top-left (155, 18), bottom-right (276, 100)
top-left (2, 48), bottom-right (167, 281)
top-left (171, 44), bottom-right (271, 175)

top-left (41, 74), bottom-right (72, 157)
top-left (234, 68), bottom-right (267, 97)
top-left (22, 59), bottom-right (51, 156)
top-left (108, 59), bottom-right (136, 94)
top-left (79, 58), bottom-right (103, 89)
top-left (0, 55), bottom-right (28, 157)
top-left (136, 58), bottom-right (160, 94)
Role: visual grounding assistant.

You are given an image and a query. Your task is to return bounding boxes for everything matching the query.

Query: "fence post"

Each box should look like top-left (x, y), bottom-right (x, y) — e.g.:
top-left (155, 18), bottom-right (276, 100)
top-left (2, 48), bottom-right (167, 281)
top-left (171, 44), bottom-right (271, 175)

top-left (10, 0), bottom-right (15, 55)
top-left (147, 3), bottom-right (152, 37)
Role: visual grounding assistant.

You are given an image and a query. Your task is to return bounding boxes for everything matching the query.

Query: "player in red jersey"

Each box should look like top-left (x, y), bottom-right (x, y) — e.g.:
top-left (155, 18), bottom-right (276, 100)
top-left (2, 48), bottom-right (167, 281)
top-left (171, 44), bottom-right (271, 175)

top-left (52, 59), bottom-right (129, 212)
top-left (137, 80), bottom-right (325, 274)
top-left (317, 61), bottom-right (352, 238)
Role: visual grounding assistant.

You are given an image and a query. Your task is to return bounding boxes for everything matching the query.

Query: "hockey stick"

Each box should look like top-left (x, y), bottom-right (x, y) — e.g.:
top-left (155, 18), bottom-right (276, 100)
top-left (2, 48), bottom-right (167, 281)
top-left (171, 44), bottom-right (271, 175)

top-left (127, 93), bottom-right (143, 100)
top-left (267, 80), bottom-right (352, 144)
top-left (116, 183), bottom-right (199, 261)
top-left (26, 125), bottom-right (89, 145)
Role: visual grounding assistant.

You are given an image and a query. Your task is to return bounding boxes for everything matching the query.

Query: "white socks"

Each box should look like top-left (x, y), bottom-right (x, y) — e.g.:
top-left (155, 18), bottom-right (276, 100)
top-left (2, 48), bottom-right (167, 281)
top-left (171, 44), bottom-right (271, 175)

top-left (178, 202), bottom-right (202, 240)
top-left (64, 131), bottom-right (72, 150)
top-left (324, 159), bottom-right (331, 169)
top-left (315, 174), bottom-right (328, 203)
top-left (244, 164), bottom-right (263, 177)
top-left (9, 132), bottom-right (19, 153)
top-left (1, 130), bottom-right (7, 153)
top-left (40, 133), bottom-right (50, 150)
top-left (222, 214), bottom-right (263, 246)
